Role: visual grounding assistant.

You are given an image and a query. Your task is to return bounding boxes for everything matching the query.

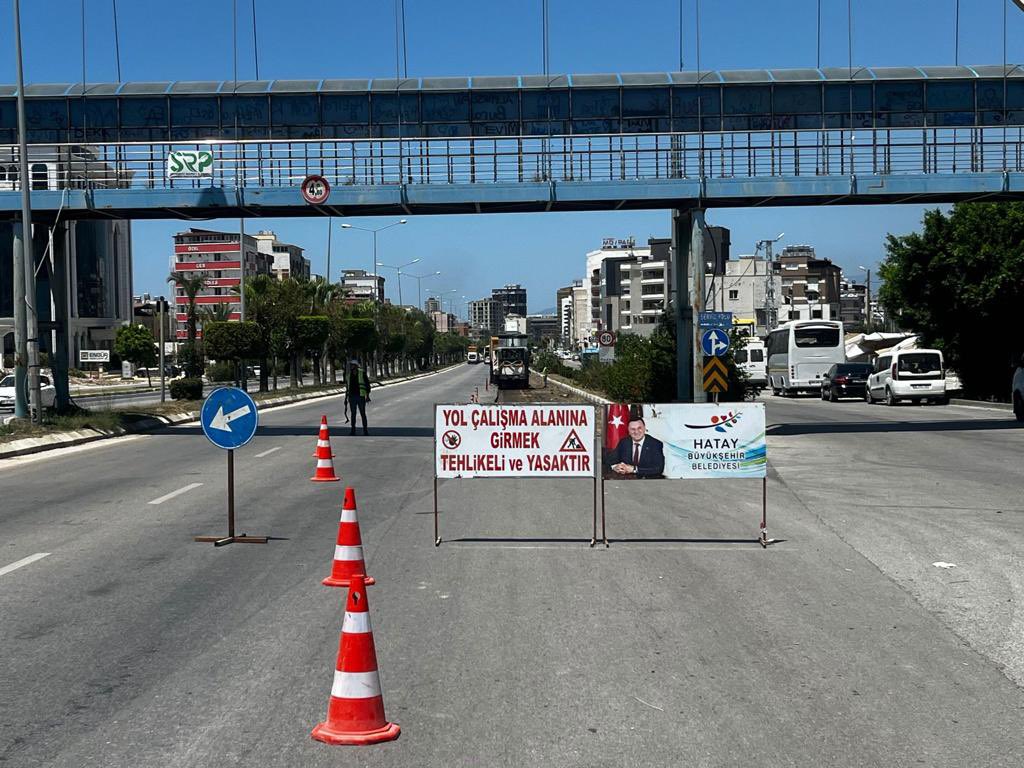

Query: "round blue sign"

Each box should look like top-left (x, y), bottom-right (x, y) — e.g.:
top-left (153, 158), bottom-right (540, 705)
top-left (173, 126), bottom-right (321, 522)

top-left (200, 387), bottom-right (259, 450)
top-left (701, 328), bottom-right (731, 357)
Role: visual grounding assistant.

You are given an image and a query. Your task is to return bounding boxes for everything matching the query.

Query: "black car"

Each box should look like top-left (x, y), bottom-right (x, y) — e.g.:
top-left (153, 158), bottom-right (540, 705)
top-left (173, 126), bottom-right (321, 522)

top-left (820, 363), bottom-right (873, 401)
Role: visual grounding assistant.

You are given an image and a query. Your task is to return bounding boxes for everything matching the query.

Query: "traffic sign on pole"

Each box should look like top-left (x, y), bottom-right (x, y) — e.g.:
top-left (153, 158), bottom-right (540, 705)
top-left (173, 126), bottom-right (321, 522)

top-left (701, 328), bottom-right (731, 357)
top-left (598, 331), bottom-right (616, 347)
top-left (201, 387), bottom-right (259, 450)
top-left (196, 387), bottom-right (266, 547)
top-left (702, 356), bottom-right (729, 393)
top-left (301, 174), bottom-right (331, 205)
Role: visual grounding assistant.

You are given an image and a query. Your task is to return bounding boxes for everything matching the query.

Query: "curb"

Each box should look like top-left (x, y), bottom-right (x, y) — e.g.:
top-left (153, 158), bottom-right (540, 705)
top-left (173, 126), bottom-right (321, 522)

top-left (0, 364), bottom-right (460, 461)
top-left (532, 371), bottom-right (611, 405)
top-left (948, 398), bottom-right (1013, 413)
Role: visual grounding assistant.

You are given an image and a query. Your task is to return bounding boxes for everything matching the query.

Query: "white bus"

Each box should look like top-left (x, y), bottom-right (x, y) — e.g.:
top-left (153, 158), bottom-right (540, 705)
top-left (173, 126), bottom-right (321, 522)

top-left (766, 321), bottom-right (845, 396)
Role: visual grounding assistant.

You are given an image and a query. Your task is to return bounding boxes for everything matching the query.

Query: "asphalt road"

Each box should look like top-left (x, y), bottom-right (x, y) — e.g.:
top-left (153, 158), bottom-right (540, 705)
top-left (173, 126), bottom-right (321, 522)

top-left (1, 367), bottom-right (1022, 767)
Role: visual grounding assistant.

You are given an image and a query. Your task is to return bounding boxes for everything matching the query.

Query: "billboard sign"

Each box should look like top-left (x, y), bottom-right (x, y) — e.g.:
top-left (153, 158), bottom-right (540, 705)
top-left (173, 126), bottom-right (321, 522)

top-left (79, 349), bottom-right (110, 363)
top-left (603, 403), bottom-right (766, 480)
top-left (435, 404), bottom-right (595, 478)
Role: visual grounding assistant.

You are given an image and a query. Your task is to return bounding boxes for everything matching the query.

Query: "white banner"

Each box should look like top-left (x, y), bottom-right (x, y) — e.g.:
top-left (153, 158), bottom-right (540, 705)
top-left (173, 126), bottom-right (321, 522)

top-left (603, 403), bottom-right (767, 480)
top-left (167, 149), bottom-right (214, 179)
top-left (435, 404), bottom-right (595, 478)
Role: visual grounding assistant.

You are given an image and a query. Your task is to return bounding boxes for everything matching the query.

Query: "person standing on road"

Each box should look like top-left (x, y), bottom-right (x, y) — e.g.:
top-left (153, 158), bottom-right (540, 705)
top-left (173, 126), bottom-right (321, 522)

top-left (345, 360), bottom-right (372, 436)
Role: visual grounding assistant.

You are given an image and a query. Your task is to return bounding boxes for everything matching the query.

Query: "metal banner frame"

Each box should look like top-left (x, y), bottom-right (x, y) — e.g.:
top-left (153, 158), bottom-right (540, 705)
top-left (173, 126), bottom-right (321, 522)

top-left (432, 403), bottom-right (599, 547)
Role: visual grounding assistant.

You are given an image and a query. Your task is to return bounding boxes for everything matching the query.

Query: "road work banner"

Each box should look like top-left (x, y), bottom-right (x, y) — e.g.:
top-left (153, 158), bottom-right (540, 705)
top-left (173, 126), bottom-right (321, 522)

top-left (603, 403), bottom-right (766, 480)
top-left (435, 404), bottom-right (595, 478)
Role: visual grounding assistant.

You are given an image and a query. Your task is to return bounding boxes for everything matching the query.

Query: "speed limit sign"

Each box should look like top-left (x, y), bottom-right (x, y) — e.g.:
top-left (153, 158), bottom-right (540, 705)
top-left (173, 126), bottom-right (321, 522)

top-left (300, 175), bottom-right (330, 205)
top-left (598, 331), bottom-right (616, 347)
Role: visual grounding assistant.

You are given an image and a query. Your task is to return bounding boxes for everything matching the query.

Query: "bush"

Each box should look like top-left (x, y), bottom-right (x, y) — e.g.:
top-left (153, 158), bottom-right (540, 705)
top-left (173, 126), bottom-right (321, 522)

top-left (177, 342), bottom-right (205, 378)
top-left (169, 377), bottom-right (203, 400)
top-left (206, 361), bottom-right (235, 382)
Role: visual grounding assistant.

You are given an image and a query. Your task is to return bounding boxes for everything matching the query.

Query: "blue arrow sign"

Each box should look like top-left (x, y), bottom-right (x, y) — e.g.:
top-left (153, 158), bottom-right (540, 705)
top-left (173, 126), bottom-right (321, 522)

top-left (701, 328), bottom-right (731, 357)
top-left (201, 387), bottom-right (259, 450)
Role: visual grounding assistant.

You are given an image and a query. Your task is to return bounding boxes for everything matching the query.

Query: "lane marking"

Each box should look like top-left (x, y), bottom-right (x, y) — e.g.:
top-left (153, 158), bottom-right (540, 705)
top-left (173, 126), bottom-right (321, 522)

top-left (148, 482), bottom-right (203, 506)
top-left (254, 446), bottom-right (281, 458)
top-left (0, 552), bottom-right (50, 577)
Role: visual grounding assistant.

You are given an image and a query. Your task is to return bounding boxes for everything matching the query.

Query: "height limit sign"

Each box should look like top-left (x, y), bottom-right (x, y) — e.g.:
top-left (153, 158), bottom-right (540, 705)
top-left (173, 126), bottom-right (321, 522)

top-left (300, 175), bottom-right (330, 205)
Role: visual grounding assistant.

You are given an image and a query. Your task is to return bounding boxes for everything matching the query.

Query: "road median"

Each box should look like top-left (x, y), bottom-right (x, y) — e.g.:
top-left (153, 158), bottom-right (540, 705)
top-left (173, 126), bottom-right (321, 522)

top-left (0, 364), bottom-right (459, 461)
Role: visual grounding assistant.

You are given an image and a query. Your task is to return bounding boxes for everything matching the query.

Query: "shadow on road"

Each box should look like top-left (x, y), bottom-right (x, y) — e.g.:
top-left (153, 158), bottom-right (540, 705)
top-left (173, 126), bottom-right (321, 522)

top-left (767, 419), bottom-right (1022, 436)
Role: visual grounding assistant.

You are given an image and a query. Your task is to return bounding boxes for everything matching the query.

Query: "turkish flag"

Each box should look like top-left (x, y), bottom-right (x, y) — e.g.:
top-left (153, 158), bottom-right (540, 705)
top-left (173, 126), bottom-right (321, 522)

top-left (605, 403), bottom-right (630, 450)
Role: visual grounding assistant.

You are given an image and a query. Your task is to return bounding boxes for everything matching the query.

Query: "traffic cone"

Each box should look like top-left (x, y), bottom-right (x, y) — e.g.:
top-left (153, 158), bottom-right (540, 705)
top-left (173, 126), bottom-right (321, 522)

top-left (313, 415), bottom-right (335, 458)
top-left (311, 574), bottom-right (400, 746)
top-left (323, 488), bottom-right (375, 587)
top-left (311, 418), bottom-right (341, 482)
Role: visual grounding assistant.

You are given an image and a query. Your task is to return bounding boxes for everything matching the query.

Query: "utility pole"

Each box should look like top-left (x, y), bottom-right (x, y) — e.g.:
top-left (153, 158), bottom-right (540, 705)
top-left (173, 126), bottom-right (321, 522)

top-left (13, 0), bottom-right (41, 423)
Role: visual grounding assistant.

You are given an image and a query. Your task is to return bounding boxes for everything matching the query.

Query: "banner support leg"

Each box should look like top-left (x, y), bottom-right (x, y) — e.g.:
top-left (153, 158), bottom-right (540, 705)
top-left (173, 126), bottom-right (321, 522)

top-left (590, 476), bottom-right (597, 547)
top-left (759, 474), bottom-right (768, 548)
top-left (433, 475), bottom-right (441, 547)
top-left (601, 472), bottom-right (608, 547)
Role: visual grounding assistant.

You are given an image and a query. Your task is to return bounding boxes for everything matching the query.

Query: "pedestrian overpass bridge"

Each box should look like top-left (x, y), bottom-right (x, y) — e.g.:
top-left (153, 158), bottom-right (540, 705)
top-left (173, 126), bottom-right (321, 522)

top-left (0, 63), bottom-right (1022, 219)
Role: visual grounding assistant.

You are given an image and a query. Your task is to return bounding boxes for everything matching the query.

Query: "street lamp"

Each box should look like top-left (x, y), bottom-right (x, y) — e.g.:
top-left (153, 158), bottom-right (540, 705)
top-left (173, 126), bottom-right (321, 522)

top-left (406, 270), bottom-right (441, 310)
top-left (377, 258), bottom-right (421, 307)
top-left (340, 219), bottom-right (408, 304)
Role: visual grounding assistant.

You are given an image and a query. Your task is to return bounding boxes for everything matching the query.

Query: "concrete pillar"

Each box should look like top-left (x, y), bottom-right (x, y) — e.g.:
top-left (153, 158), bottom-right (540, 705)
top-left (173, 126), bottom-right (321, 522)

top-left (50, 221), bottom-right (70, 409)
top-left (672, 208), bottom-right (707, 403)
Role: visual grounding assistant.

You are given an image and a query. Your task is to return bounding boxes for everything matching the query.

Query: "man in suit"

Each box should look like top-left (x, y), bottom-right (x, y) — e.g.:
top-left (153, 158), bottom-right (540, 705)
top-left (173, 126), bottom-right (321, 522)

top-left (609, 417), bottom-right (665, 478)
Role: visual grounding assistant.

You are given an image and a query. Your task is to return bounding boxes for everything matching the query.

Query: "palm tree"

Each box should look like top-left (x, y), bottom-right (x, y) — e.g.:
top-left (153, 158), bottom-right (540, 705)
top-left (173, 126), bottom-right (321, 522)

top-left (169, 273), bottom-right (207, 343)
top-left (198, 302), bottom-right (233, 327)
top-left (233, 274), bottom-right (276, 391)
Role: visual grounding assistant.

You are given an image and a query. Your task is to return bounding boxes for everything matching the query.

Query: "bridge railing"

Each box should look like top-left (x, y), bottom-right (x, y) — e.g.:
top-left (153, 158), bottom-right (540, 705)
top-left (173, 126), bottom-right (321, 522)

top-left (4, 127), bottom-right (1022, 193)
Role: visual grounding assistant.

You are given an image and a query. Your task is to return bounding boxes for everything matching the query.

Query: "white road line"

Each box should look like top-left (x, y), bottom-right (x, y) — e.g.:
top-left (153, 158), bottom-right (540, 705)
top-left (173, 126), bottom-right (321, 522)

top-left (148, 482), bottom-right (203, 506)
top-left (0, 552), bottom-right (51, 578)
top-left (254, 446), bottom-right (281, 458)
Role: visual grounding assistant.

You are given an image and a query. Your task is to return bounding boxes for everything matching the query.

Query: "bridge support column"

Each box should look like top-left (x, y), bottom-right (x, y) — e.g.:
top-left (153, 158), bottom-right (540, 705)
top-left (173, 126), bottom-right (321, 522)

top-left (49, 221), bottom-right (70, 410)
top-left (672, 208), bottom-right (707, 403)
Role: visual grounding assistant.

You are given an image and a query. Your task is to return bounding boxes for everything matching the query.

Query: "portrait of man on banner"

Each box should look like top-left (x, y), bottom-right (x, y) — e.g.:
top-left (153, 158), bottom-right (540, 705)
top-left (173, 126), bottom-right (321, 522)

top-left (603, 402), bottom-right (767, 480)
top-left (603, 403), bottom-right (665, 479)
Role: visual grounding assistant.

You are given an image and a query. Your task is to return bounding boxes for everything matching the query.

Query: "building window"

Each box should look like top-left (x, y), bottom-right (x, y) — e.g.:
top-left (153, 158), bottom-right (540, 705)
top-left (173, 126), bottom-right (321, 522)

top-left (812, 309), bottom-right (823, 319)
top-left (728, 289), bottom-right (739, 300)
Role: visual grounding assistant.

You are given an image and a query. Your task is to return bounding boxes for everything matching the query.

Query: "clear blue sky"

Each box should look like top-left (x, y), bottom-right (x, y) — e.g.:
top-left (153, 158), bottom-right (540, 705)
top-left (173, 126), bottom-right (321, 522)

top-left (0, 0), bottom-right (1021, 313)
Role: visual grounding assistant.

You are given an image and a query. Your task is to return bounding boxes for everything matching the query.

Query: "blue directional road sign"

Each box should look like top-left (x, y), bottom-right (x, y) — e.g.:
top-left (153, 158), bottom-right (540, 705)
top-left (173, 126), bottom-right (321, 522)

top-left (698, 311), bottom-right (733, 328)
top-left (201, 387), bottom-right (259, 450)
top-left (701, 328), bottom-right (731, 357)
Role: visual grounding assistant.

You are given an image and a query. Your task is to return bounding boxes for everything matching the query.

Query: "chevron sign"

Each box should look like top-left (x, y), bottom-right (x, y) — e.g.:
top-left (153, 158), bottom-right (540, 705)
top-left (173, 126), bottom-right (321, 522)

top-left (702, 356), bottom-right (729, 393)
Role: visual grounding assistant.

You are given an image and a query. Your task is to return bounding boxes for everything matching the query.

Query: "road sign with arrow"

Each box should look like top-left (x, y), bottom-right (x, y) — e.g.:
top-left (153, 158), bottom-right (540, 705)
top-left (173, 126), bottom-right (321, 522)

top-left (196, 387), bottom-right (266, 546)
top-left (201, 387), bottom-right (258, 450)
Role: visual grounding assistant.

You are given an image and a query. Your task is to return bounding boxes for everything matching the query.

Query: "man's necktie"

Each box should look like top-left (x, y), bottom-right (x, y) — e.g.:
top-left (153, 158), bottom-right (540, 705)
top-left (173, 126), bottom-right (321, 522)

top-left (632, 443), bottom-right (640, 468)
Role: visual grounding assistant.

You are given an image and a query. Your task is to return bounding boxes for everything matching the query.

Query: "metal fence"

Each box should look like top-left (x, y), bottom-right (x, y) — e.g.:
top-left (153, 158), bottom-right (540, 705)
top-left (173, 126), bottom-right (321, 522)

top-left (3, 126), bottom-right (1023, 193)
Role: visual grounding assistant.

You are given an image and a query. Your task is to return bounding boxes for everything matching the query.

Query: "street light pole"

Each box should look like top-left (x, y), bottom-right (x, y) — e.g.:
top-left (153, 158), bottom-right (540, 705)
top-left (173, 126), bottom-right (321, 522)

top-left (158, 296), bottom-right (166, 403)
top-left (13, 0), bottom-right (41, 423)
top-left (407, 270), bottom-right (441, 310)
top-left (859, 265), bottom-right (872, 330)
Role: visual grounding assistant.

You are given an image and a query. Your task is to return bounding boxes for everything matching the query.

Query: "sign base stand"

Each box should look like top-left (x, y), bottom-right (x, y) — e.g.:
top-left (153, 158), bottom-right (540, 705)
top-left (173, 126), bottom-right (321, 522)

top-left (195, 449), bottom-right (268, 547)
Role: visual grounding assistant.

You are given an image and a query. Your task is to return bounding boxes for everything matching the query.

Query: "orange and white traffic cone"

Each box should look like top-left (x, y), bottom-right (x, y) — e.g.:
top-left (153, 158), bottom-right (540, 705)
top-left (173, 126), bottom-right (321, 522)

top-left (323, 488), bottom-right (375, 587)
top-left (311, 574), bottom-right (400, 746)
top-left (313, 415), bottom-right (336, 458)
top-left (311, 417), bottom-right (341, 482)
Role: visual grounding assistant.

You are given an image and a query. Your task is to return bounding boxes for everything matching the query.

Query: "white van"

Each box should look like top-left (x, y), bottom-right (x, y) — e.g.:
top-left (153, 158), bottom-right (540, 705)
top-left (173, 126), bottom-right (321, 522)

top-left (865, 348), bottom-right (947, 405)
top-left (767, 321), bottom-right (845, 395)
top-left (734, 338), bottom-right (767, 386)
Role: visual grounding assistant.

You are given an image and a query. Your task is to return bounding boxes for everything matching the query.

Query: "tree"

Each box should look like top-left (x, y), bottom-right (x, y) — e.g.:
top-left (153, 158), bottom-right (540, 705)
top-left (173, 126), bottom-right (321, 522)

top-left (879, 203), bottom-right (1024, 398)
top-left (114, 324), bottom-right (157, 386)
top-left (169, 273), bottom-right (207, 343)
top-left (202, 321), bottom-right (262, 387)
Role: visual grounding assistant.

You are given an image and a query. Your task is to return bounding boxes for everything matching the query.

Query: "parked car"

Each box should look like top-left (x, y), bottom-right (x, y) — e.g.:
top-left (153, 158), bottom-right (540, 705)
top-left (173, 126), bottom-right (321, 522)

top-left (820, 362), bottom-right (873, 401)
top-left (865, 349), bottom-right (948, 406)
top-left (1013, 355), bottom-right (1024, 422)
top-left (0, 373), bottom-right (57, 411)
